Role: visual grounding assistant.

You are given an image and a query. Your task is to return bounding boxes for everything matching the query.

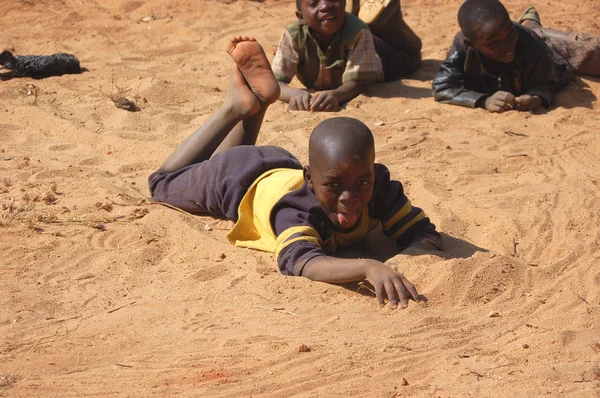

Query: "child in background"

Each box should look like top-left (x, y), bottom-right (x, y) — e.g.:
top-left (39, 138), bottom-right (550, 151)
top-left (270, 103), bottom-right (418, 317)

top-left (432, 0), bottom-right (600, 113)
top-left (150, 36), bottom-right (442, 309)
top-left (272, 0), bottom-right (422, 112)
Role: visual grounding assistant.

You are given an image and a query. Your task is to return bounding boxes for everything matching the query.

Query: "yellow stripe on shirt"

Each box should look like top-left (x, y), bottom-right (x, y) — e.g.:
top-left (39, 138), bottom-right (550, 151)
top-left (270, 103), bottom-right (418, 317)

top-left (382, 200), bottom-right (412, 232)
top-left (390, 210), bottom-right (425, 241)
top-left (227, 168), bottom-right (304, 252)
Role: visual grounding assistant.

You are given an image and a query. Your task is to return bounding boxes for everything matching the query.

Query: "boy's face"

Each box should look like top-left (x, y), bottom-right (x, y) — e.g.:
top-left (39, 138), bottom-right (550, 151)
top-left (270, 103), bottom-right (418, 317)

top-left (304, 150), bottom-right (375, 229)
top-left (296, 0), bottom-right (346, 43)
top-left (470, 18), bottom-right (518, 63)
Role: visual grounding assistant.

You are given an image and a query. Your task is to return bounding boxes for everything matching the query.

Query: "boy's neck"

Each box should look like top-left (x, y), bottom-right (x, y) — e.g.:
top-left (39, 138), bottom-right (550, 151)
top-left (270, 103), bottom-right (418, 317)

top-left (311, 29), bottom-right (336, 52)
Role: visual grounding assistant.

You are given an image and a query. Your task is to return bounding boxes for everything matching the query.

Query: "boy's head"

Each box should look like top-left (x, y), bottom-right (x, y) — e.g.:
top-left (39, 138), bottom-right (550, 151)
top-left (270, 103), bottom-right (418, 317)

top-left (296, 0), bottom-right (346, 44)
top-left (458, 0), bottom-right (518, 63)
top-left (304, 117), bottom-right (376, 229)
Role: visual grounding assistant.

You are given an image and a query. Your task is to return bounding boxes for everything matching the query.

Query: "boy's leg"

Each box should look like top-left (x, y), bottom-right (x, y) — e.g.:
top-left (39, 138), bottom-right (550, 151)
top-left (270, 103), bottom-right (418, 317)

top-left (359, 0), bottom-right (422, 57)
top-left (519, 7), bottom-right (600, 77)
top-left (372, 34), bottom-right (420, 80)
top-left (517, 6), bottom-right (541, 29)
top-left (159, 37), bottom-right (278, 172)
top-left (346, 0), bottom-right (360, 15)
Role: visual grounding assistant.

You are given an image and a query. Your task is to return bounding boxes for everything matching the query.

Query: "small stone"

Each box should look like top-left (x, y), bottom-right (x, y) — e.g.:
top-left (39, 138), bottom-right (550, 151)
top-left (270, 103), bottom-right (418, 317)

top-left (374, 121), bottom-right (385, 127)
top-left (400, 378), bottom-right (409, 386)
top-left (488, 311), bottom-right (500, 318)
top-left (298, 344), bottom-right (310, 353)
top-left (522, 344), bottom-right (529, 349)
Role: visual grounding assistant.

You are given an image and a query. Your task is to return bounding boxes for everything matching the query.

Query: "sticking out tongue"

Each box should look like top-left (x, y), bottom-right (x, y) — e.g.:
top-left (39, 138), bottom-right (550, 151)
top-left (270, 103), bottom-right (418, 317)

top-left (337, 212), bottom-right (358, 228)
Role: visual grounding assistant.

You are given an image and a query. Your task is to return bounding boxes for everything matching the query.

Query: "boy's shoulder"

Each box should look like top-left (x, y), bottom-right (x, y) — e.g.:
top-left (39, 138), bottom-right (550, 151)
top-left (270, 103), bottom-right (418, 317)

top-left (511, 23), bottom-right (541, 52)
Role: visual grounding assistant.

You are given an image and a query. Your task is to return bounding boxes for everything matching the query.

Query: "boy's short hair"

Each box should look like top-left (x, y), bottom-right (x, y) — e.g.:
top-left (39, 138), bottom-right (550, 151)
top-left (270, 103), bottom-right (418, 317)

top-left (308, 117), bottom-right (375, 165)
top-left (458, 0), bottom-right (510, 40)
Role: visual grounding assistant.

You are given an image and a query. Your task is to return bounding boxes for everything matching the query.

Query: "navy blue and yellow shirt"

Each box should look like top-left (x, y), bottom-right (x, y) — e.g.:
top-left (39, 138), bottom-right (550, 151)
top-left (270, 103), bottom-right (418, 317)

top-left (149, 146), bottom-right (440, 277)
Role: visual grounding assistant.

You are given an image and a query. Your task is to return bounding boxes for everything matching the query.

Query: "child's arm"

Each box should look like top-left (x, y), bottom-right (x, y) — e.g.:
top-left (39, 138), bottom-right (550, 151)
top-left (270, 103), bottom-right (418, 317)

top-left (278, 81), bottom-right (312, 111)
top-left (301, 256), bottom-right (419, 309)
top-left (516, 30), bottom-right (562, 111)
top-left (309, 80), bottom-right (362, 112)
top-left (371, 164), bottom-right (443, 251)
top-left (433, 33), bottom-right (499, 110)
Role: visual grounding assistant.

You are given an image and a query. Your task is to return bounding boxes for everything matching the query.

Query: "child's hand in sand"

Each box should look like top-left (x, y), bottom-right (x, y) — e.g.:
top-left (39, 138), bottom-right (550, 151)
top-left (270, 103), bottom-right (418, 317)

top-left (514, 94), bottom-right (542, 111)
top-left (288, 90), bottom-right (313, 111)
top-left (484, 91), bottom-right (515, 113)
top-left (365, 261), bottom-right (420, 309)
top-left (310, 90), bottom-right (339, 112)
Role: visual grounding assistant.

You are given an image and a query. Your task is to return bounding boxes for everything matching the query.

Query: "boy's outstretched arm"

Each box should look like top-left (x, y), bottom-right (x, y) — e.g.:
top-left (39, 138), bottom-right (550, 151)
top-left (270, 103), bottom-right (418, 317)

top-left (278, 81), bottom-right (312, 111)
top-left (309, 80), bottom-right (362, 112)
top-left (433, 34), bottom-right (492, 109)
top-left (301, 256), bottom-right (419, 309)
top-left (278, 80), bottom-right (362, 112)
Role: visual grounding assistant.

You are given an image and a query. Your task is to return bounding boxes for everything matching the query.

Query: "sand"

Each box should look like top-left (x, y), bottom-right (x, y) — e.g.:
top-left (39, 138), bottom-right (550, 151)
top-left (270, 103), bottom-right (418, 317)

top-left (1, 0), bottom-right (599, 396)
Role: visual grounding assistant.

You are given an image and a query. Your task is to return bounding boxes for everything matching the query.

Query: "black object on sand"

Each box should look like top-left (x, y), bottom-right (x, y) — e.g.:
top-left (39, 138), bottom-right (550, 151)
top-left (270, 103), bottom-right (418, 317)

top-left (0, 50), bottom-right (81, 79)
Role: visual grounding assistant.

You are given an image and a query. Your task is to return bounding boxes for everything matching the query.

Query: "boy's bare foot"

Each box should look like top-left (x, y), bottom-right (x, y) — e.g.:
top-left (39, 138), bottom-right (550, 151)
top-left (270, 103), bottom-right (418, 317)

top-left (225, 63), bottom-right (260, 118)
top-left (225, 36), bottom-right (280, 104)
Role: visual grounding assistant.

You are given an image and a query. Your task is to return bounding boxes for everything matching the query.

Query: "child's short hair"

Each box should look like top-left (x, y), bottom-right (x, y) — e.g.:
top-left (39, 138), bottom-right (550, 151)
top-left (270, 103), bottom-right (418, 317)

top-left (458, 0), bottom-right (510, 40)
top-left (308, 117), bottom-right (374, 165)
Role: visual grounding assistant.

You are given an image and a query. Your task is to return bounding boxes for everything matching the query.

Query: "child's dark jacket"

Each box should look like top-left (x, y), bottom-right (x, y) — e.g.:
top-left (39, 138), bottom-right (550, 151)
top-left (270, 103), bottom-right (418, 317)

top-left (432, 24), bottom-right (572, 108)
top-left (149, 146), bottom-right (440, 276)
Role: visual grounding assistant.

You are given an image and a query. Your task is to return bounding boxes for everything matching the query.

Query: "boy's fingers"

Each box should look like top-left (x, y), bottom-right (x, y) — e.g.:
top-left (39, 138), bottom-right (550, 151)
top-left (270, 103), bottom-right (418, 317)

top-left (399, 274), bottom-right (419, 301)
top-left (392, 280), bottom-right (410, 309)
top-left (303, 96), bottom-right (311, 110)
top-left (384, 282), bottom-right (398, 309)
top-left (305, 93), bottom-right (314, 106)
top-left (374, 283), bottom-right (385, 307)
top-left (311, 95), bottom-right (324, 110)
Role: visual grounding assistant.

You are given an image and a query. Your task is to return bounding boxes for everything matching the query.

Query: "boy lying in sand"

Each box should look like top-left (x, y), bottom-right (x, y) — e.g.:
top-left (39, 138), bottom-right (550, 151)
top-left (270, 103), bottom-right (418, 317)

top-left (149, 36), bottom-right (442, 309)
top-left (432, 0), bottom-right (600, 113)
top-left (272, 0), bottom-right (422, 112)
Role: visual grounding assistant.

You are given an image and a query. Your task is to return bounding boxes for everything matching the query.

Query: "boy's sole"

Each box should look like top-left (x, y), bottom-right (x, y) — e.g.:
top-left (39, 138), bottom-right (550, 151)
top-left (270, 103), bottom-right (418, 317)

top-left (358, 0), bottom-right (393, 25)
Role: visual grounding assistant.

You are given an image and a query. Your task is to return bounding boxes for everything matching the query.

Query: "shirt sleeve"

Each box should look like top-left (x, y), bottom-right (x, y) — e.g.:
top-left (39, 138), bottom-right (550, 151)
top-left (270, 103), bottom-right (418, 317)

top-left (521, 33), bottom-right (560, 107)
top-left (272, 206), bottom-right (328, 276)
top-left (432, 33), bottom-right (488, 108)
top-left (272, 30), bottom-right (299, 84)
top-left (342, 28), bottom-right (383, 83)
top-left (369, 165), bottom-right (442, 250)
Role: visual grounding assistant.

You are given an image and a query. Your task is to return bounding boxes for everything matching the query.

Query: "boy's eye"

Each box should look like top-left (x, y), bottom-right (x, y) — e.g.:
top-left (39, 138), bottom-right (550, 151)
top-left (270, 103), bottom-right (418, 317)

top-left (325, 182), bottom-right (340, 189)
top-left (356, 180), bottom-right (370, 187)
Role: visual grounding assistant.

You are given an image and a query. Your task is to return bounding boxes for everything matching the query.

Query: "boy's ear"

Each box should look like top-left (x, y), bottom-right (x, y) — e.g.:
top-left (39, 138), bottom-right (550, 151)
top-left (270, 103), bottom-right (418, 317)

top-left (463, 37), bottom-right (473, 48)
top-left (296, 9), bottom-right (304, 22)
top-left (303, 165), bottom-right (314, 191)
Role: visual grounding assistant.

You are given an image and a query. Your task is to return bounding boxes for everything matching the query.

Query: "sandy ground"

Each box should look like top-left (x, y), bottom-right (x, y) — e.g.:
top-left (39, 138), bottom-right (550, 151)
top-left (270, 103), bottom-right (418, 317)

top-left (1, 0), bottom-right (599, 396)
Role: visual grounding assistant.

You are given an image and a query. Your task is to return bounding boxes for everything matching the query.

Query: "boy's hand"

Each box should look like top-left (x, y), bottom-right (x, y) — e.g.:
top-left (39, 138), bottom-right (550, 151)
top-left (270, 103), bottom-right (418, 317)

top-left (484, 91), bottom-right (515, 113)
top-left (365, 261), bottom-right (419, 309)
top-left (310, 90), bottom-right (339, 112)
top-left (288, 90), bottom-right (312, 111)
top-left (514, 94), bottom-right (542, 111)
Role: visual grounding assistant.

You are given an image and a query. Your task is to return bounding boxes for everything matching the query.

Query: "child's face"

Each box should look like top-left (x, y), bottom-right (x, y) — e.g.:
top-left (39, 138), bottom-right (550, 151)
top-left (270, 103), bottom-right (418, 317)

top-left (296, 0), bottom-right (346, 43)
top-left (471, 18), bottom-right (518, 63)
top-left (304, 150), bottom-right (375, 229)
